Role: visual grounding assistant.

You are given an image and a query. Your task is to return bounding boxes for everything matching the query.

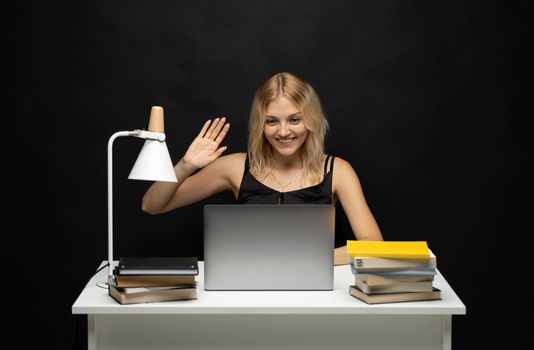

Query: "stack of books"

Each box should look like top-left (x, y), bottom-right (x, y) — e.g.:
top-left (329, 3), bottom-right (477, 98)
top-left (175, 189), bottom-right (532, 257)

top-left (108, 256), bottom-right (199, 304)
top-left (347, 241), bottom-right (441, 304)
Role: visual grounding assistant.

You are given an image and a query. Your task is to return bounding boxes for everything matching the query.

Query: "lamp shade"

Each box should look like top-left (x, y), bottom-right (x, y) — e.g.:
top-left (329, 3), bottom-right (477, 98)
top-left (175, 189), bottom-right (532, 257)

top-left (128, 139), bottom-right (178, 182)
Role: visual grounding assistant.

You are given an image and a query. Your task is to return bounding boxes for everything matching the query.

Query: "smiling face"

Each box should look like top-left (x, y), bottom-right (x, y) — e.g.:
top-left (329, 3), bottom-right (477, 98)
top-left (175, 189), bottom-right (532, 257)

top-left (263, 95), bottom-right (309, 158)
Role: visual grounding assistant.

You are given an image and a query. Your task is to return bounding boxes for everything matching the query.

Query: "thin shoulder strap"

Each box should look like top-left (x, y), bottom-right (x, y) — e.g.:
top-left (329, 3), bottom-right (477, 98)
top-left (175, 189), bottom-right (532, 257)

top-left (243, 153), bottom-right (250, 175)
top-left (324, 155), bottom-right (331, 175)
top-left (329, 155), bottom-right (335, 173)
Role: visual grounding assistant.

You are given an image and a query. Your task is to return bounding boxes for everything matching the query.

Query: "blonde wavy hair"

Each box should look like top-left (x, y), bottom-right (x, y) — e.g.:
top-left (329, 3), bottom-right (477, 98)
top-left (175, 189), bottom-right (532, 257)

top-left (248, 72), bottom-right (329, 184)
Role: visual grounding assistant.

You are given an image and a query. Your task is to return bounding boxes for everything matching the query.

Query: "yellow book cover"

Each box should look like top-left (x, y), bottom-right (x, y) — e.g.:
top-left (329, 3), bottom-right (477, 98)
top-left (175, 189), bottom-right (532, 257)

top-left (347, 240), bottom-right (430, 259)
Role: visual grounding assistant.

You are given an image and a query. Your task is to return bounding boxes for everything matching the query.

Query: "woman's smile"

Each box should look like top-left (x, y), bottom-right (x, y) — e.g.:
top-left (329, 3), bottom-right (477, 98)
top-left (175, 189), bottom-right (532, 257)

top-left (276, 137), bottom-right (296, 145)
top-left (264, 95), bottom-right (308, 156)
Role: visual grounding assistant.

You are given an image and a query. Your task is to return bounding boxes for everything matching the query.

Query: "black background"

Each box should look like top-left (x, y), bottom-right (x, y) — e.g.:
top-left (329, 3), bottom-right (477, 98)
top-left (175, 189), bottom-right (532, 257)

top-left (8, 1), bottom-right (529, 348)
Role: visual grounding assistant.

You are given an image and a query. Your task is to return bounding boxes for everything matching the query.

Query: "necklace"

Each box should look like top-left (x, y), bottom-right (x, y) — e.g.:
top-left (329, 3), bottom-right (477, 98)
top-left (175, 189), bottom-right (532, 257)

top-left (269, 168), bottom-right (303, 191)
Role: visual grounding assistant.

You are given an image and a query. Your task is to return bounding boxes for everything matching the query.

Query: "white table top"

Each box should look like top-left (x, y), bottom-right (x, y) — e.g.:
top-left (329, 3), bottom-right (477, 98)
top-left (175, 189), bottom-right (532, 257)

top-left (72, 261), bottom-right (466, 315)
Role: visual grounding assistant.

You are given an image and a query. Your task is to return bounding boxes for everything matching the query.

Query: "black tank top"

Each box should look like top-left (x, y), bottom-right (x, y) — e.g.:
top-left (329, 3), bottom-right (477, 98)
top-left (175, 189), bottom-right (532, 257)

top-left (237, 155), bottom-right (335, 205)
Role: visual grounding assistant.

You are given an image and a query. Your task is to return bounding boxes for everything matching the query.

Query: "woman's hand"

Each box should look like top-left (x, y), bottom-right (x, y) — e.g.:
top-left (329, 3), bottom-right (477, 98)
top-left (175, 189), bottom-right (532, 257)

top-left (182, 117), bottom-right (230, 171)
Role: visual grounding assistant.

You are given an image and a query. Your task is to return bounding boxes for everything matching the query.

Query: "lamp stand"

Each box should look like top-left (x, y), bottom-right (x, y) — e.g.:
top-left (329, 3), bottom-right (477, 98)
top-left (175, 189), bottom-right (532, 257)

top-left (107, 131), bottom-right (138, 277)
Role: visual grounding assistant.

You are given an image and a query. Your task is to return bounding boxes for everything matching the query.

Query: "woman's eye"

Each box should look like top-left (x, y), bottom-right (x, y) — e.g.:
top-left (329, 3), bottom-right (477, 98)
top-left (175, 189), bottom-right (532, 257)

top-left (266, 119), bottom-right (278, 125)
top-left (289, 118), bottom-right (300, 124)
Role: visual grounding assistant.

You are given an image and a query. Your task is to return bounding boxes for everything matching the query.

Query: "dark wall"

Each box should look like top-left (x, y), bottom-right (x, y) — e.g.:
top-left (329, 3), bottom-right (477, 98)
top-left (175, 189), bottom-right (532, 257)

top-left (8, 1), bottom-right (528, 348)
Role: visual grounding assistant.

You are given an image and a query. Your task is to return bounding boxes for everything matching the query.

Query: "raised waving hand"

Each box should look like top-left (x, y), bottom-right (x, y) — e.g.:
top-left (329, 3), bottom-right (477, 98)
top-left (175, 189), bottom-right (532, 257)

top-left (182, 117), bottom-right (230, 171)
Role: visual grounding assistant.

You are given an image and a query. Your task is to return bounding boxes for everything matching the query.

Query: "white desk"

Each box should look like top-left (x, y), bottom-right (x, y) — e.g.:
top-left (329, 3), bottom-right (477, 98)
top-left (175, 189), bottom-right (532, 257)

top-left (72, 261), bottom-right (465, 350)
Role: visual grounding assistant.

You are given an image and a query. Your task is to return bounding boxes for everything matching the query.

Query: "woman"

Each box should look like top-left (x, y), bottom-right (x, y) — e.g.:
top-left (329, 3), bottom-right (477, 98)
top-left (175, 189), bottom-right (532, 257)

top-left (142, 72), bottom-right (383, 265)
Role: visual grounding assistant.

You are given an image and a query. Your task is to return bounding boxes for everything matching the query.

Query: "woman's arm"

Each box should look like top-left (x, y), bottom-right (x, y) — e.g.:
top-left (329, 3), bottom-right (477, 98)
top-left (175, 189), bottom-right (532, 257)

top-left (142, 118), bottom-right (231, 214)
top-left (332, 157), bottom-right (383, 265)
top-left (147, 153), bottom-right (247, 213)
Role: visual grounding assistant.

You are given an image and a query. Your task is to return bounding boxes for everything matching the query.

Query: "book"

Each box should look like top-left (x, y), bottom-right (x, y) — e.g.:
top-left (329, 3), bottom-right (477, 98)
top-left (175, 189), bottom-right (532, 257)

top-left (108, 279), bottom-right (197, 305)
top-left (354, 279), bottom-right (434, 294)
top-left (347, 241), bottom-right (430, 259)
top-left (115, 256), bottom-right (199, 276)
top-left (353, 265), bottom-right (436, 275)
top-left (350, 263), bottom-right (436, 276)
top-left (349, 285), bottom-right (441, 304)
top-left (355, 273), bottom-right (434, 287)
top-left (119, 285), bottom-right (195, 294)
top-left (351, 250), bottom-right (436, 272)
top-left (114, 274), bottom-right (197, 288)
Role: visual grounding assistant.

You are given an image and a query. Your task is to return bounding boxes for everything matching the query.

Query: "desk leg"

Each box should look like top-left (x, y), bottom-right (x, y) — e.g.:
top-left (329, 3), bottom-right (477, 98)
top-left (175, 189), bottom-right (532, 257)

top-left (442, 315), bottom-right (452, 350)
top-left (88, 315), bottom-right (96, 350)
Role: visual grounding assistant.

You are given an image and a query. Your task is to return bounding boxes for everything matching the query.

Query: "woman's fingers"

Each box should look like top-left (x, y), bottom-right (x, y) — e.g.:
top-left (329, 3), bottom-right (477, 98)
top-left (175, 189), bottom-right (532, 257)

top-left (198, 120), bottom-right (211, 138)
top-left (215, 123), bottom-right (230, 144)
top-left (198, 117), bottom-right (228, 141)
top-left (205, 118), bottom-right (219, 138)
top-left (199, 118), bottom-right (220, 138)
top-left (209, 146), bottom-right (228, 162)
top-left (207, 117), bottom-right (225, 139)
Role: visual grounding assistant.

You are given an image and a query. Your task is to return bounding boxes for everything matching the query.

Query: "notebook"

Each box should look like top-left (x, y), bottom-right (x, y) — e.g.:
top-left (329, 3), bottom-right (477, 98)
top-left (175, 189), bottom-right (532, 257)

top-left (203, 204), bottom-right (335, 290)
top-left (114, 257), bottom-right (199, 275)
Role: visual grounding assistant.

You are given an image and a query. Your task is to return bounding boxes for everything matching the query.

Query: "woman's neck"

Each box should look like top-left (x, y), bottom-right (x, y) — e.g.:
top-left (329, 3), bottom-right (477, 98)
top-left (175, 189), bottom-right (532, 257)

top-left (271, 151), bottom-right (303, 170)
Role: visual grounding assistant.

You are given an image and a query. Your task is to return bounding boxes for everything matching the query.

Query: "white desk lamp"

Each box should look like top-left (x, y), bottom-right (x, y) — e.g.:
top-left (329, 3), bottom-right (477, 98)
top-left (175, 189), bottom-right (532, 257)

top-left (107, 106), bottom-right (177, 277)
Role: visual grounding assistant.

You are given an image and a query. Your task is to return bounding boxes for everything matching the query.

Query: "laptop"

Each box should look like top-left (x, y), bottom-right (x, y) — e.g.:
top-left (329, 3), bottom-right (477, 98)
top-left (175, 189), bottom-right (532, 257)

top-left (203, 204), bottom-right (335, 290)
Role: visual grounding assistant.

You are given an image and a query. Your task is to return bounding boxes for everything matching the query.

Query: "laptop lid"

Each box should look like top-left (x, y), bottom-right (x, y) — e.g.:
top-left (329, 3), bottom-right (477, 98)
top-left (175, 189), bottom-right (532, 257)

top-left (203, 204), bottom-right (335, 290)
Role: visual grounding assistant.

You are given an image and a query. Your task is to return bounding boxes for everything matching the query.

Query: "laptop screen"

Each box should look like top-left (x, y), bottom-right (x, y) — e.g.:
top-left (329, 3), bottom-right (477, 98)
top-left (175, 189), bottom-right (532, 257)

top-left (203, 204), bottom-right (335, 290)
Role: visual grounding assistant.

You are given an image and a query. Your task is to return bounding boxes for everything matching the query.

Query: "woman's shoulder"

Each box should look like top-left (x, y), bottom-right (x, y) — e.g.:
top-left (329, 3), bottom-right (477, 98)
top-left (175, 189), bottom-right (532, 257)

top-left (329, 155), bottom-right (356, 174)
top-left (323, 154), bottom-right (347, 166)
top-left (202, 153), bottom-right (247, 187)
top-left (214, 152), bottom-right (247, 169)
top-left (220, 152), bottom-right (247, 163)
top-left (329, 156), bottom-right (361, 196)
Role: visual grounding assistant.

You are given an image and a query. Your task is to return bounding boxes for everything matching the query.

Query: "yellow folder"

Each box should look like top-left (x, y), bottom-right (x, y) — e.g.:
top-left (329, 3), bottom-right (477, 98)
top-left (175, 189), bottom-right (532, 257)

top-left (347, 240), bottom-right (430, 259)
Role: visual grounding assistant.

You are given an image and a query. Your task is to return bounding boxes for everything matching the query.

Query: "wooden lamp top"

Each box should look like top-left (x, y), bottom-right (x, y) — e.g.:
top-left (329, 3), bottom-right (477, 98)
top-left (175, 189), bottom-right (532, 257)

top-left (148, 106), bottom-right (165, 133)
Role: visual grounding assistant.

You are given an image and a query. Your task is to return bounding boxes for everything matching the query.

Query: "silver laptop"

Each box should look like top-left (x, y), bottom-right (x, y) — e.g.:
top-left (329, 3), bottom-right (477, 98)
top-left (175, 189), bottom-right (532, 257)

top-left (203, 204), bottom-right (335, 290)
